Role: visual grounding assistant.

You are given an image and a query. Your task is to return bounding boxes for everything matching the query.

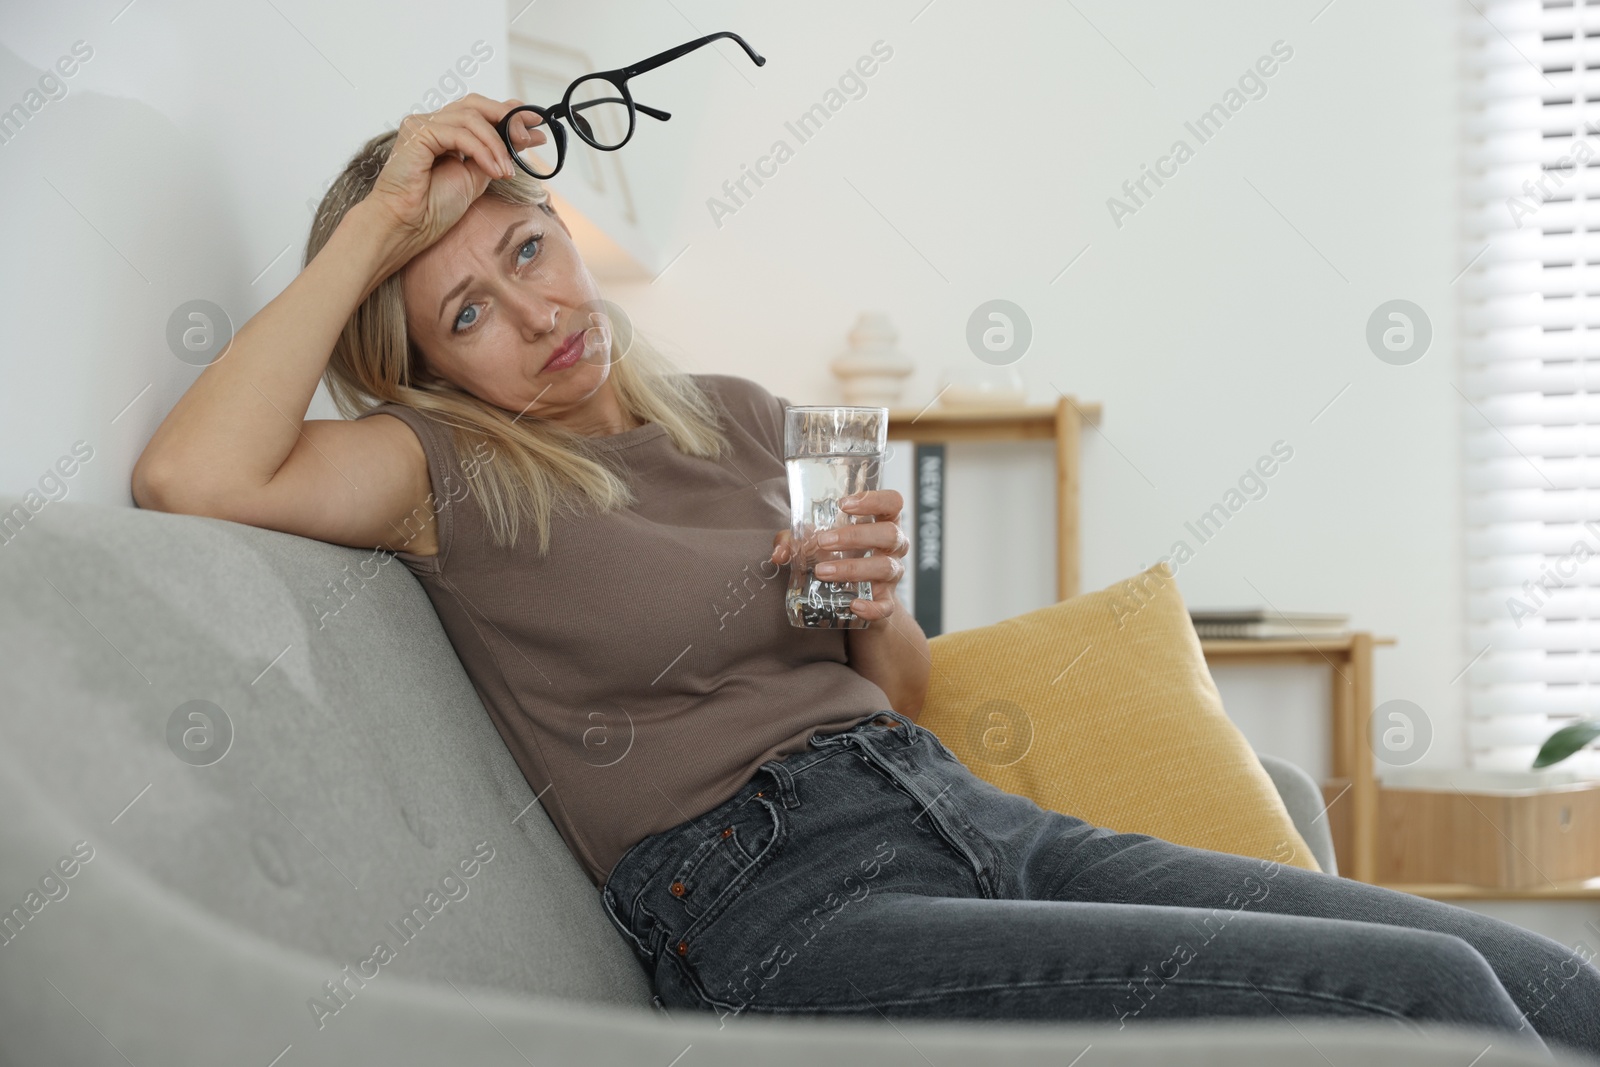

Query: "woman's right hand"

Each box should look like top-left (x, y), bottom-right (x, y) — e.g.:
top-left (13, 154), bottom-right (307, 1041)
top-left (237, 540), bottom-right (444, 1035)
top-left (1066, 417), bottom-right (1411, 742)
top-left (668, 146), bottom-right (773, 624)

top-left (360, 94), bottom-right (548, 265)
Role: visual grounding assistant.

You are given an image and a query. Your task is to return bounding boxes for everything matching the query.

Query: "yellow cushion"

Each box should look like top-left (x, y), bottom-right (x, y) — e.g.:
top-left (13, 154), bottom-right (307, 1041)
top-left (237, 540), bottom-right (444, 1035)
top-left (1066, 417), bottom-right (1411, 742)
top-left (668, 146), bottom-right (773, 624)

top-left (918, 561), bottom-right (1321, 872)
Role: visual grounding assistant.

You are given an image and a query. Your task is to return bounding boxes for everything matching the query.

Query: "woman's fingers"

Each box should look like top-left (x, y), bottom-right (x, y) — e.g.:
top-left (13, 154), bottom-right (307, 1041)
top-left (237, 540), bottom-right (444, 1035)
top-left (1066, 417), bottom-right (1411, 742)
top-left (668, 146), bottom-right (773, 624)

top-left (452, 94), bottom-right (553, 165)
top-left (813, 553), bottom-right (905, 585)
top-left (454, 92), bottom-right (530, 129)
top-left (816, 519), bottom-right (905, 554)
top-left (840, 489), bottom-right (903, 521)
top-left (431, 109), bottom-right (516, 178)
top-left (502, 109), bottom-right (550, 150)
top-left (399, 105), bottom-right (520, 179)
top-left (770, 529), bottom-right (794, 565)
top-left (385, 95), bottom-right (542, 186)
top-left (778, 517), bottom-right (901, 619)
top-left (849, 593), bottom-right (896, 621)
top-left (392, 111), bottom-right (498, 183)
top-left (357, 95), bottom-right (555, 269)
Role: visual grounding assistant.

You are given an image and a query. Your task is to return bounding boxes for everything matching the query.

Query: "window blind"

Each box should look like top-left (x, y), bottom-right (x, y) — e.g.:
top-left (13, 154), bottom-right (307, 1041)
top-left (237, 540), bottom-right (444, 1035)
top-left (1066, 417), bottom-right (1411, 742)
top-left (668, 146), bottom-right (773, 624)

top-left (1462, 0), bottom-right (1600, 775)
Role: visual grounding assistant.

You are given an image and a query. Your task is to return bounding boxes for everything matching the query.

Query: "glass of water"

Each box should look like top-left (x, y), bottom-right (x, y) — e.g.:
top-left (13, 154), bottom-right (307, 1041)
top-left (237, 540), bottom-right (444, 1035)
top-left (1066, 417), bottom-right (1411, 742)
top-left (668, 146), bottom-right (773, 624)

top-left (783, 405), bottom-right (888, 629)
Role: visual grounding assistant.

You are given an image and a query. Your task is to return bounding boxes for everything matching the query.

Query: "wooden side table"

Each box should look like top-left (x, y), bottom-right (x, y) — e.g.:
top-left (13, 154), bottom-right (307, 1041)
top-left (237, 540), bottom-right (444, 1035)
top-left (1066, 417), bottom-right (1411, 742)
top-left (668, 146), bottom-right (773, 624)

top-left (1378, 879), bottom-right (1600, 901)
top-left (884, 395), bottom-right (1101, 600)
top-left (1201, 632), bottom-right (1397, 883)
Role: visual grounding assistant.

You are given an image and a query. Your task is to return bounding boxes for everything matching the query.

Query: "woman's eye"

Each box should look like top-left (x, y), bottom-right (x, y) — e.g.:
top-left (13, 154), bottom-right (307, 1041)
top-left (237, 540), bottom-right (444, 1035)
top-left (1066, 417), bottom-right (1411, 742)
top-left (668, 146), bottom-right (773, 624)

top-left (451, 235), bottom-right (541, 335)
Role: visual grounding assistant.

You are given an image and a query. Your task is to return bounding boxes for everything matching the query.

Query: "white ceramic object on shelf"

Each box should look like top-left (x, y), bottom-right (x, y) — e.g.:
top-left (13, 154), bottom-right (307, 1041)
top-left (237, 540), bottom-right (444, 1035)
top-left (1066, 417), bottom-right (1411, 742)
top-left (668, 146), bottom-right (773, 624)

top-left (830, 312), bottom-right (915, 405)
top-left (936, 359), bottom-right (1028, 407)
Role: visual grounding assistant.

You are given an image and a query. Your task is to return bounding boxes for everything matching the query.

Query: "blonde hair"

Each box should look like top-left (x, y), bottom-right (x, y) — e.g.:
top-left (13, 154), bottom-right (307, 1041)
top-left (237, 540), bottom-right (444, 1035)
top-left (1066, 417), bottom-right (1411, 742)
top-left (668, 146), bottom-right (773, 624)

top-left (305, 128), bottom-right (731, 557)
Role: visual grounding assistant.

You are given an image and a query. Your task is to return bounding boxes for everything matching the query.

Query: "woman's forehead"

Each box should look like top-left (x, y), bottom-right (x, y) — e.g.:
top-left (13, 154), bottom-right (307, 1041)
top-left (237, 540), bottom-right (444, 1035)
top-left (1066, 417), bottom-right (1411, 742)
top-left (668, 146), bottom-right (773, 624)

top-left (403, 200), bottom-right (533, 299)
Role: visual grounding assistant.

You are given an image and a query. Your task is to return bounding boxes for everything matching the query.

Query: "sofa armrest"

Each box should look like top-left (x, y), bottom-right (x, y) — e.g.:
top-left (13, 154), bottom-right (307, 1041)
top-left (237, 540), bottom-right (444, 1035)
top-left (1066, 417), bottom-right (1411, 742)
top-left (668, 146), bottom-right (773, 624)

top-left (1256, 753), bottom-right (1339, 876)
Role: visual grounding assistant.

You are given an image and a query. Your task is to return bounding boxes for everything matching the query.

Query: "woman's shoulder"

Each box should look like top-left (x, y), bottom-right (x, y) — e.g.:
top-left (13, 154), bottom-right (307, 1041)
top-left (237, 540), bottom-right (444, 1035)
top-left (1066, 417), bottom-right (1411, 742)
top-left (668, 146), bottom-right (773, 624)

top-left (355, 399), bottom-right (440, 435)
top-left (351, 400), bottom-right (461, 569)
top-left (354, 401), bottom-right (464, 462)
top-left (687, 373), bottom-right (790, 459)
top-left (688, 372), bottom-right (783, 405)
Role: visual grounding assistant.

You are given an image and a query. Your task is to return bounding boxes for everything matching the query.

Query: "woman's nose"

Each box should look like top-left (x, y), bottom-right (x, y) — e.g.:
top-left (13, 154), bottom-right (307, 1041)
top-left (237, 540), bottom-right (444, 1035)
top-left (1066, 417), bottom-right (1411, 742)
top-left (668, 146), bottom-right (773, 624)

top-left (512, 300), bottom-right (560, 340)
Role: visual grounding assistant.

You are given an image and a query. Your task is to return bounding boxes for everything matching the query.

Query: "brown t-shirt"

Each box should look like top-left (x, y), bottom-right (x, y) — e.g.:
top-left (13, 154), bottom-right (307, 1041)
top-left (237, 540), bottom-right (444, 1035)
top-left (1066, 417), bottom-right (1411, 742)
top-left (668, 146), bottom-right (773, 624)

top-left (356, 373), bottom-right (889, 888)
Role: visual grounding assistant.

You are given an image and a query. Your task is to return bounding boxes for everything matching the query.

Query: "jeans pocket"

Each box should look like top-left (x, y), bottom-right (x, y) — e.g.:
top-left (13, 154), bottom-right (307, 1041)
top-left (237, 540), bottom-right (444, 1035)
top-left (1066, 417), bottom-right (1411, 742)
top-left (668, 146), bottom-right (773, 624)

top-left (652, 787), bottom-right (789, 955)
top-left (635, 787), bottom-right (791, 1015)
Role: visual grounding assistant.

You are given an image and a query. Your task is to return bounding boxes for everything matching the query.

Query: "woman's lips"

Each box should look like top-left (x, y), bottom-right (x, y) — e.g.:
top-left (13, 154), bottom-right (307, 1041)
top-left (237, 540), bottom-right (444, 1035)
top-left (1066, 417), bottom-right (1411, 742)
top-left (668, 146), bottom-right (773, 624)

top-left (543, 330), bottom-right (584, 372)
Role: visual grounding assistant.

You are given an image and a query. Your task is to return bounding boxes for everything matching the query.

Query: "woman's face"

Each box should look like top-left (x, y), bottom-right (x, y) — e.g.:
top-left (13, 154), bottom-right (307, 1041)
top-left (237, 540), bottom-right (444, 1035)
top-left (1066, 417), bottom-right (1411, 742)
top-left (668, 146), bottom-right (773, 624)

top-left (400, 194), bottom-right (617, 429)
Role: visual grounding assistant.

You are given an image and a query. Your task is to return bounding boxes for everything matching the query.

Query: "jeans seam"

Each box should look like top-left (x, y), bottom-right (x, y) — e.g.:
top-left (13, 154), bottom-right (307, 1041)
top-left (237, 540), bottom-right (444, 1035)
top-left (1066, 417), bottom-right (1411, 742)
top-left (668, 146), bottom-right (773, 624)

top-left (689, 976), bottom-right (1418, 1021)
top-left (847, 731), bottom-right (1000, 898)
top-left (786, 749), bottom-right (846, 778)
top-left (600, 887), bottom-right (652, 961)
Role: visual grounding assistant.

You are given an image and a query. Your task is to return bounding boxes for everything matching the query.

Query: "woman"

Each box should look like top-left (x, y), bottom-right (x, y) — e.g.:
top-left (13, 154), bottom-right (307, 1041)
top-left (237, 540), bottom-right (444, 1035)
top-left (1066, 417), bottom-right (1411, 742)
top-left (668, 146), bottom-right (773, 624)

top-left (131, 95), bottom-right (1600, 1055)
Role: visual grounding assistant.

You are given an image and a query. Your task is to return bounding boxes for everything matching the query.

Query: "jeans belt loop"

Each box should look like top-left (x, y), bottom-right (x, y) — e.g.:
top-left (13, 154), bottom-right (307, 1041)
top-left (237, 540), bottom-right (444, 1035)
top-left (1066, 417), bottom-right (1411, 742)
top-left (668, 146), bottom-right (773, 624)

top-left (758, 758), bottom-right (801, 810)
top-left (808, 726), bottom-right (844, 747)
top-left (870, 710), bottom-right (913, 740)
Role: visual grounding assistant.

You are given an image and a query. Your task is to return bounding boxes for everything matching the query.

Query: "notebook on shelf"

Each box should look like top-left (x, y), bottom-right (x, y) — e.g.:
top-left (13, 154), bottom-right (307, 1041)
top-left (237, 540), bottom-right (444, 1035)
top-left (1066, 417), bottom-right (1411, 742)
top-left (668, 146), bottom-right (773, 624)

top-left (1189, 607), bottom-right (1350, 641)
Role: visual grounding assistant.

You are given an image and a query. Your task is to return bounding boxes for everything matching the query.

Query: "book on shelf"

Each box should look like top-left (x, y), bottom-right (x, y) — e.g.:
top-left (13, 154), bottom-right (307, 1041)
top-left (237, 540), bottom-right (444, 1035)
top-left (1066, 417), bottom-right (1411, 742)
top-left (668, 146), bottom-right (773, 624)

top-left (1192, 621), bottom-right (1351, 640)
top-left (1189, 608), bottom-right (1350, 641)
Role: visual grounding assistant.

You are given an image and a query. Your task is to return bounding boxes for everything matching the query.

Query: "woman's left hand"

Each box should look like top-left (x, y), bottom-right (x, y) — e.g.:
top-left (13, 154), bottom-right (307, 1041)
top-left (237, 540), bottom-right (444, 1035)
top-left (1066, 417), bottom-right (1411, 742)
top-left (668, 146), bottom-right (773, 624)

top-left (770, 489), bottom-right (909, 622)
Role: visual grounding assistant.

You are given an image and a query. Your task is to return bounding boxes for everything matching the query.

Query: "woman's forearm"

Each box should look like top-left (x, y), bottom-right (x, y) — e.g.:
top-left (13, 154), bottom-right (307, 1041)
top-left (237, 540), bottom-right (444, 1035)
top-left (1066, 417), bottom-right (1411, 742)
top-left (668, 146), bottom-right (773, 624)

top-left (132, 201), bottom-right (410, 510)
top-left (845, 598), bottom-right (931, 720)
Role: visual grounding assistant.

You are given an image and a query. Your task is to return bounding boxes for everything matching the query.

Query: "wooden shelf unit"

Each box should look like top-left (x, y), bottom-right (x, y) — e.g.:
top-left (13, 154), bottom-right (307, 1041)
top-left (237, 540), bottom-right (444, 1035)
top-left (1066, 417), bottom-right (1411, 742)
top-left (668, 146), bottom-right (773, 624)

top-left (1379, 879), bottom-right (1600, 901)
top-left (884, 396), bottom-right (1101, 601)
top-left (1201, 633), bottom-right (1397, 884)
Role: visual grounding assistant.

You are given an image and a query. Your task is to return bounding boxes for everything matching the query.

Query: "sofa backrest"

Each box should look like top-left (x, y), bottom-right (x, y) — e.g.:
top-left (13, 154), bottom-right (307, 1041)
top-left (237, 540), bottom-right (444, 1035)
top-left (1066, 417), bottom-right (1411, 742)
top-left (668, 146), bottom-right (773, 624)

top-left (0, 495), bottom-right (652, 1009)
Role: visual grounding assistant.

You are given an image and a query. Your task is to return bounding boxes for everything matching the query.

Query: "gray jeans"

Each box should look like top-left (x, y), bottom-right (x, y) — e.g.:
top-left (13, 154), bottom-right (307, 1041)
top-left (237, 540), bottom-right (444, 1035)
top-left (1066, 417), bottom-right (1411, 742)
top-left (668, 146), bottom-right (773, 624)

top-left (601, 709), bottom-right (1600, 1059)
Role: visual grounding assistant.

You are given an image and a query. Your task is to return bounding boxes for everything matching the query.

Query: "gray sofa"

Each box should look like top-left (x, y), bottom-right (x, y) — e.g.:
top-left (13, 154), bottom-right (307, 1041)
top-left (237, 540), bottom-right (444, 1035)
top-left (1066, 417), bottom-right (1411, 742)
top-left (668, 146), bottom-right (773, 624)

top-left (1, 495), bottom-right (1588, 1067)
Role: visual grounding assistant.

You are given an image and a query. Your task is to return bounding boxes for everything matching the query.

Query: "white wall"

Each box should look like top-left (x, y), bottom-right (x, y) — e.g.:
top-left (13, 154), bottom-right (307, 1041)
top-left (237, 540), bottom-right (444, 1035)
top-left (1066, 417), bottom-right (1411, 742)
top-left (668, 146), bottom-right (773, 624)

top-left (1, 0), bottom-right (1465, 772)
top-left (0, 0), bottom-right (506, 492)
top-left (517, 1), bottom-right (1465, 773)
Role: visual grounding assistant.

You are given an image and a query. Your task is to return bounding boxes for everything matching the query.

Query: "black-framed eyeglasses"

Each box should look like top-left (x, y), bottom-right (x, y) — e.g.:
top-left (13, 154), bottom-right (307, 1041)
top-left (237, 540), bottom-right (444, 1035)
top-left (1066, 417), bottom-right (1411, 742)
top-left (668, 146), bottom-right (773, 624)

top-left (496, 31), bottom-right (766, 180)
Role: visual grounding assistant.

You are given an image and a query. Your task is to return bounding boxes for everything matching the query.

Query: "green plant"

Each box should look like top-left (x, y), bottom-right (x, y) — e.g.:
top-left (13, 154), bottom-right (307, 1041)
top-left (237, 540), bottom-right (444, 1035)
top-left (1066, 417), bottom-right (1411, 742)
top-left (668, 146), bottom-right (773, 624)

top-left (1532, 719), bottom-right (1600, 769)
